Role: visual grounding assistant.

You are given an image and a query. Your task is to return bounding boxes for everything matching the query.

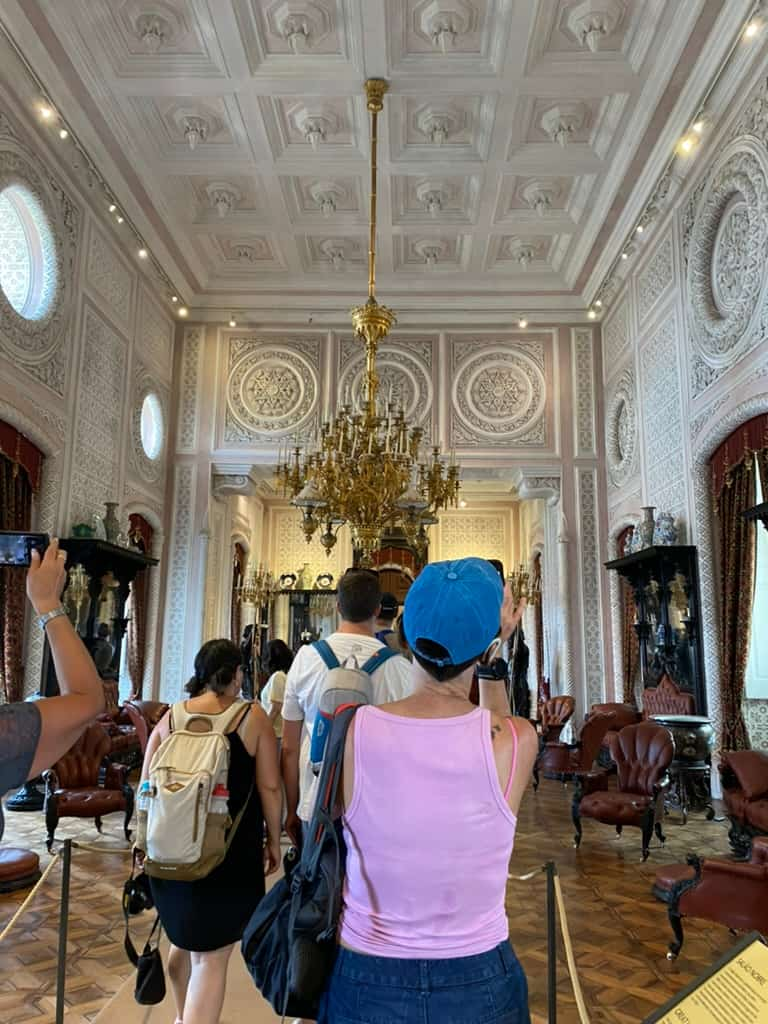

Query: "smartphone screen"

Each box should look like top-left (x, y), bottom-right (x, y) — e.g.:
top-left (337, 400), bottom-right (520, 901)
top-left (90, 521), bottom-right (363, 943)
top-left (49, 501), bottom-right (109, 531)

top-left (0, 532), bottom-right (49, 567)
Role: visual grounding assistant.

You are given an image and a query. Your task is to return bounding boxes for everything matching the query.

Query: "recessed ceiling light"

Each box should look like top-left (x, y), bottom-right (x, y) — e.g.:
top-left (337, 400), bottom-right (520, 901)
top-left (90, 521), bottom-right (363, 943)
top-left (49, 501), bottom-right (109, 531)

top-left (745, 20), bottom-right (760, 38)
top-left (138, 248), bottom-right (148, 260)
top-left (58, 128), bottom-right (68, 140)
top-left (459, 499), bottom-right (467, 508)
top-left (595, 299), bottom-right (603, 308)
top-left (588, 309), bottom-right (597, 320)
top-left (621, 251), bottom-right (629, 260)
top-left (178, 306), bottom-right (188, 317)
top-left (636, 224), bottom-right (644, 234)
top-left (39, 105), bottom-right (53, 120)
top-left (518, 317), bottom-right (528, 329)
top-left (229, 316), bottom-right (237, 327)
top-left (692, 119), bottom-right (705, 134)
top-left (680, 136), bottom-right (694, 153)
top-left (108, 203), bottom-right (116, 213)
top-left (116, 215), bottom-right (124, 224)
top-left (171, 295), bottom-right (178, 303)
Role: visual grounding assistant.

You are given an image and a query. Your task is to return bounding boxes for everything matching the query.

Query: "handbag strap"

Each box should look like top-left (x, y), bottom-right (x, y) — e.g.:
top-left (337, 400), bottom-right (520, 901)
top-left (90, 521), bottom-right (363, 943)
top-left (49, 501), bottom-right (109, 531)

top-left (124, 901), bottom-right (163, 968)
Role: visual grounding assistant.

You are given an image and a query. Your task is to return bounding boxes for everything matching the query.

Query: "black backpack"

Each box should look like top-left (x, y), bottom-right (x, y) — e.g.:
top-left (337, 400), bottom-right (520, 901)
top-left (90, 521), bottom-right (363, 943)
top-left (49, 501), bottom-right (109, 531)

top-left (241, 703), bottom-right (354, 1019)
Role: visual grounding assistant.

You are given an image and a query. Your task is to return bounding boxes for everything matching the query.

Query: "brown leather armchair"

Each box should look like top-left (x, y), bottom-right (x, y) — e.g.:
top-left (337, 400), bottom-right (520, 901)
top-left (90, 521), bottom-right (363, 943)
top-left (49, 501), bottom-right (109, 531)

top-left (97, 680), bottom-right (141, 765)
top-left (652, 836), bottom-right (768, 959)
top-left (718, 750), bottom-right (768, 858)
top-left (42, 723), bottom-right (134, 851)
top-left (572, 722), bottom-right (673, 861)
top-left (533, 712), bottom-right (612, 790)
top-left (123, 700), bottom-right (169, 755)
top-left (539, 695), bottom-right (575, 743)
top-left (586, 702), bottom-right (642, 769)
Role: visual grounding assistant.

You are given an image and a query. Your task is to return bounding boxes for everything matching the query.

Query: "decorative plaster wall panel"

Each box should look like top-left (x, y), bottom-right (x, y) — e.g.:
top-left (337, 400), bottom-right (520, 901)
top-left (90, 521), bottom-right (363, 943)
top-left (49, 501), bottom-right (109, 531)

top-left (577, 467), bottom-right (605, 707)
top-left (224, 334), bottom-right (321, 442)
top-left (572, 328), bottom-right (596, 456)
top-left (272, 507), bottom-right (348, 585)
top-left (161, 464), bottom-right (196, 703)
top-left (745, 699), bottom-right (768, 752)
top-left (204, 499), bottom-right (226, 641)
top-left (138, 288), bottom-right (174, 379)
top-left (449, 336), bottom-right (547, 447)
top-left (69, 306), bottom-right (127, 526)
top-left (337, 335), bottom-right (434, 439)
top-left (601, 296), bottom-right (629, 375)
top-left (637, 233), bottom-right (674, 327)
top-left (86, 223), bottom-right (135, 330)
top-left (640, 315), bottom-right (686, 522)
top-left (438, 512), bottom-right (506, 563)
top-left (177, 326), bottom-right (203, 453)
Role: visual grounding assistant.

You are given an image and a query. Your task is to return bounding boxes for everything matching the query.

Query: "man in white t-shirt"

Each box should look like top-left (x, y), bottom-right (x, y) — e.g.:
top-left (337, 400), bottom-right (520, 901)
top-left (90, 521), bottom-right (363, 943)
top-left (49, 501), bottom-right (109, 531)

top-left (281, 569), bottom-right (412, 845)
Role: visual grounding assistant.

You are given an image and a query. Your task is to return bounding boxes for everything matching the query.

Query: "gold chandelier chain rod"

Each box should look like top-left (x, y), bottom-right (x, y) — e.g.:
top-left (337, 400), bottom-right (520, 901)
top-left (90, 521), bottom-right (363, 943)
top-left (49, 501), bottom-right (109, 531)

top-left (368, 103), bottom-right (378, 302)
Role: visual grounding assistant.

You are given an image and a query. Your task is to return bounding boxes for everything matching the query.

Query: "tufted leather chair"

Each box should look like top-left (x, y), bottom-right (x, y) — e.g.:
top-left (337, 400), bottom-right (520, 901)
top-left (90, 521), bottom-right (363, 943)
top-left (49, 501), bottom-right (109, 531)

top-left (539, 695), bottom-right (575, 744)
top-left (533, 712), bottom-right (613, 790)
top-left (42, 723), bottom-right (134, 851)
top-left (123, 700), bottom-right (169, 755)
top-left (96, 680), bottom-right (141, 764)
top-left (572, 721), bottom-right (674, 861)
top-left (652, 836), bottom-right (768, 959)
top-left (586, 702), bottom-right (642, 769)
top-left (718, 750), bottom-right (768, 857)
top-left (642, 674), bottom-right (695, 718)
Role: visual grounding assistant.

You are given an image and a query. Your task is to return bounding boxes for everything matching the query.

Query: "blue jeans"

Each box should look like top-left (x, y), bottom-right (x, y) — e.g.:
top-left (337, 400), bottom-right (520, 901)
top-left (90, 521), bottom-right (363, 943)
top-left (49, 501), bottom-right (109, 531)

top-left (317, 941), bottom-right (530, 1024)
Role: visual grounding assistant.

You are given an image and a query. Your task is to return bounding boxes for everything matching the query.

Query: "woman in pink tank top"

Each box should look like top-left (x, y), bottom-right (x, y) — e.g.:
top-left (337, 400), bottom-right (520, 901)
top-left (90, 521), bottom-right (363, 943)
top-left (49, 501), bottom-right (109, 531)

top-left (317, 557), bottom-right (538, 1024)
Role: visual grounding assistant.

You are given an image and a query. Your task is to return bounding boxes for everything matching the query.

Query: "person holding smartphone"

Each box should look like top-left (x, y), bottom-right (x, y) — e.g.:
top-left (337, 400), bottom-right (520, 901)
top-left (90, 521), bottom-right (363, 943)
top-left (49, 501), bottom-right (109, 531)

top-left (0, 538), bottom-right (105, 840)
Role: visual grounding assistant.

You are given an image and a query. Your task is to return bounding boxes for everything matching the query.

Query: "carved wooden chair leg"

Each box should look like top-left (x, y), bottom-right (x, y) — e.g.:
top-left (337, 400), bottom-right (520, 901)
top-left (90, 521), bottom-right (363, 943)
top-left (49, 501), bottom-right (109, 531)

top-left (95, 815), bottom-right (103, 834)
top-left (641, 808), bottom-right (654, 861)
top-left (44, 796), bottom-right (59, 853)
top-left (615, 825), bottom-right (623, 840)
top-left (123, 785), bottom-right (135, 841)
top-left (667, 908), bottom-right (684, 960)
top-left (571, 791), bottom-right (583, 849)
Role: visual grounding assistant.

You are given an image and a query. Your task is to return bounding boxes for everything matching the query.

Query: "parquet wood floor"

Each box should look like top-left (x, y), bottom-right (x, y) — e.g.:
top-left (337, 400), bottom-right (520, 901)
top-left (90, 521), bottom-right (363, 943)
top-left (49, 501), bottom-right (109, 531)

top-left (0, 776), bottom-right (738, 1023)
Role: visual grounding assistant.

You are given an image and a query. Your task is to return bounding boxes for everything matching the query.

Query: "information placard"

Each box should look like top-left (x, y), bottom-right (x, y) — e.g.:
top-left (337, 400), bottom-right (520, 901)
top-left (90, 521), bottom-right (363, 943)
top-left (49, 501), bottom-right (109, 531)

top-left (644, 932), bottom-right (768, 1024)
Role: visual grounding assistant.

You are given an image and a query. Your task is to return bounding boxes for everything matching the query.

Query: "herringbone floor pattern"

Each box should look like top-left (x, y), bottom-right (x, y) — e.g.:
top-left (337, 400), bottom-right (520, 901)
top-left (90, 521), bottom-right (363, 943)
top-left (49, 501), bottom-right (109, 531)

top-left (0, 777), bottom-right (736, 1023)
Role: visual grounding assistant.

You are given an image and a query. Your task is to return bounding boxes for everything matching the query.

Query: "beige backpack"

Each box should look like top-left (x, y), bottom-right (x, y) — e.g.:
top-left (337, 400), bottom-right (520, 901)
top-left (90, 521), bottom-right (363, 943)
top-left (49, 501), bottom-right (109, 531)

top-left (137, 701), bottom-right (251, 881)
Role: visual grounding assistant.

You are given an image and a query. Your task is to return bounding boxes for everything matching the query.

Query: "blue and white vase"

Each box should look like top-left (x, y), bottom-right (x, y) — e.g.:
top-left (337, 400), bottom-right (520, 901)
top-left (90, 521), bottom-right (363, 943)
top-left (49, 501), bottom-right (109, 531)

top-left (653, 511), bottom-right (677, 546)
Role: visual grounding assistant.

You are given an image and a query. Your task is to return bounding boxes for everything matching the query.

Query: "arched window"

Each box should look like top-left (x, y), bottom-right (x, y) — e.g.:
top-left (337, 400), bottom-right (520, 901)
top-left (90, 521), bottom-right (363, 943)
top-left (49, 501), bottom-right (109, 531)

top-left (0, 184), bottom-right (57, 320)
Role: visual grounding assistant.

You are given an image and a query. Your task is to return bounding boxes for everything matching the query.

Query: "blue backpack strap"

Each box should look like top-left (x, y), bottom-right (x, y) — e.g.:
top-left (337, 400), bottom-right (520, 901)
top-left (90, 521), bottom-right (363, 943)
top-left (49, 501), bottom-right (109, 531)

top-left (360, 645), bottom-right (399, 675)
top-left (313, 639), bottom-right (340, 670)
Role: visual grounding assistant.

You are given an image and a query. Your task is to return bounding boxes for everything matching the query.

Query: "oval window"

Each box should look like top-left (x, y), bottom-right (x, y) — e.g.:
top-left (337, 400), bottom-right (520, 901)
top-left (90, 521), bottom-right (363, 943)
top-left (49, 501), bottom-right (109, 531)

top-left (140, 392), bottom-right (164, 461)
top-left (0, 184), bottom-right (57, 320)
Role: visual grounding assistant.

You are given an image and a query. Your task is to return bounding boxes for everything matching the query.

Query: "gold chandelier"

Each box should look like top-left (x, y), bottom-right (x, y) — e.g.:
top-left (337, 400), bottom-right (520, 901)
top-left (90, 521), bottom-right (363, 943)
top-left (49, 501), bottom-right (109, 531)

top-left (277, 79), bottom-right (459, 565)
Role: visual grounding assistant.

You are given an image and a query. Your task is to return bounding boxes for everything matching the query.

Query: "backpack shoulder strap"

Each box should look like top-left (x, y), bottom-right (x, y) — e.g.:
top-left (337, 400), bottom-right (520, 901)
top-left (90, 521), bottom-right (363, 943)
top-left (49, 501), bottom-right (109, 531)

top-left (313, 639), bottom-right (340, 671)
top-left (360, 645), bottom-right (399, 675)
top-left (208, 700), bottom-right (251, 735)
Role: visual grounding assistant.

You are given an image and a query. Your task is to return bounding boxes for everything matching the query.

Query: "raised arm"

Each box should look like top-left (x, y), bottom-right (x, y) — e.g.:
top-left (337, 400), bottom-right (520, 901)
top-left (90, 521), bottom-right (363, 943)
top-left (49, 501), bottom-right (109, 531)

top-left (26, 540), bottom-right (106, 779)
top-left (251, 707), bottom-right (281, 874)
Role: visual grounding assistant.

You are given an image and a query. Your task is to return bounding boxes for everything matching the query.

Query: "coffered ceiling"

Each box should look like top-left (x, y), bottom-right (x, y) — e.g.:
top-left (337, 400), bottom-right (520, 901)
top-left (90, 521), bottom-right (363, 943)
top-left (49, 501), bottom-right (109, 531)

top-left (1, 0), bottom-right (736, 314)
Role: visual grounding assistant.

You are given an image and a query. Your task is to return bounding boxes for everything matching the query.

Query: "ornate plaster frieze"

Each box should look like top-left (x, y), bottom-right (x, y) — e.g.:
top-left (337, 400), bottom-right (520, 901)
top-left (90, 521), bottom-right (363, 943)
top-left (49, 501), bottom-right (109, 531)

top-left (577, 467), bottom-right (605, 707)
top-left (572, 328), bottom-right (596, 457)
top-left (224, 334), bottom-right (321, 443)
top-left (177, 326), bottom-right (203, 453)
top-left (161, 464), bottom-right (197, 702)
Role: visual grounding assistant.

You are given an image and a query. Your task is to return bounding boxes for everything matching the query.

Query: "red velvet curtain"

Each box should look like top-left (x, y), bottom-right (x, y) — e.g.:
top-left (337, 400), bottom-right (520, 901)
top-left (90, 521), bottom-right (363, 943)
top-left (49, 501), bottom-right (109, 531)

top-left (711, 413), bottom-right (768, 497)
top-left (713, 457), bottom-right (758, 751)
top-left (0, 427), bottom-right (41, 703)
top-left (231, 543), bottom-right (246, 644)
top-left (126, 514), bottom-right (153, 699)
top-left (617, 527), bottom-right (639, 704)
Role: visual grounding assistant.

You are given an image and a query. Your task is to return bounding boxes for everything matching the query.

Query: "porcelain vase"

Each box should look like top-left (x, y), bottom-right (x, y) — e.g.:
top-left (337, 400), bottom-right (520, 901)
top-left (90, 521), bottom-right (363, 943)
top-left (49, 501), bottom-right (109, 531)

top-left (653, 511), bottom-right (678, 546)
top-left (103, 502), bottom-right (121, 544)
top-left (638, 506), bottom-right (656, 549)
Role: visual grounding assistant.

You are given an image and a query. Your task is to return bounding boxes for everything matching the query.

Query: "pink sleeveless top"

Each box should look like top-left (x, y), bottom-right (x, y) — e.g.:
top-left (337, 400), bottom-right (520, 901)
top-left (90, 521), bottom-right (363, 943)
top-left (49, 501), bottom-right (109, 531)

top-left (339, 705), bottom-right (518, 959)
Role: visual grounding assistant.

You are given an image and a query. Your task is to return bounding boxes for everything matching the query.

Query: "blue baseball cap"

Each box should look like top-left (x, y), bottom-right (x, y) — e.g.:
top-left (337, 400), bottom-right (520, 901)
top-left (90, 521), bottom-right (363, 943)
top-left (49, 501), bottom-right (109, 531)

top-left (403, 557), bottom-right (503, 667)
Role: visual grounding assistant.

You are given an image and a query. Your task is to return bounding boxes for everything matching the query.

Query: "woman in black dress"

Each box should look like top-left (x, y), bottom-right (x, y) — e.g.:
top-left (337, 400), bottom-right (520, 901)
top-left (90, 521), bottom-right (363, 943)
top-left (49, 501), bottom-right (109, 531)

top-left (138, 640), bottom-right (281, 1024)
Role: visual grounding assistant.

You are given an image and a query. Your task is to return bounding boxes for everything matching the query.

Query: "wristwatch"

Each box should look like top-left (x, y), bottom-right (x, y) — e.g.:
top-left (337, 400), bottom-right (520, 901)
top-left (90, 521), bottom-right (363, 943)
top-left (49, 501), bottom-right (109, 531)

top-left (37, 606), bottom-right (68, 631)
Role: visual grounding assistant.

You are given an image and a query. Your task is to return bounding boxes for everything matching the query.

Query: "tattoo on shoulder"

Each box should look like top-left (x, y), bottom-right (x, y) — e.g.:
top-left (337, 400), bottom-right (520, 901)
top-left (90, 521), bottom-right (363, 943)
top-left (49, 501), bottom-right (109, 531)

top-left (491, 722), bottom-right (502, 741)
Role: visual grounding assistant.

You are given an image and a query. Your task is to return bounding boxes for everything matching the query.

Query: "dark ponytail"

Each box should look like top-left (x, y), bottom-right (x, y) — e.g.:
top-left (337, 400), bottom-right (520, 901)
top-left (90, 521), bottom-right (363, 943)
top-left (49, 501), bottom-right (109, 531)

top-left (185, 639), bottom-right (242, 697)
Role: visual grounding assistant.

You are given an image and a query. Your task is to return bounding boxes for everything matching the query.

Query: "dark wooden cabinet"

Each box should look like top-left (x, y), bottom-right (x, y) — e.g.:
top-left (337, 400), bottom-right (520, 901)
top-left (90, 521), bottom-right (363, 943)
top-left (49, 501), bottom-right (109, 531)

top-left (41, 539), bottom-right (158, 696)
top-left (605, 545), bottom-right (706, 714)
